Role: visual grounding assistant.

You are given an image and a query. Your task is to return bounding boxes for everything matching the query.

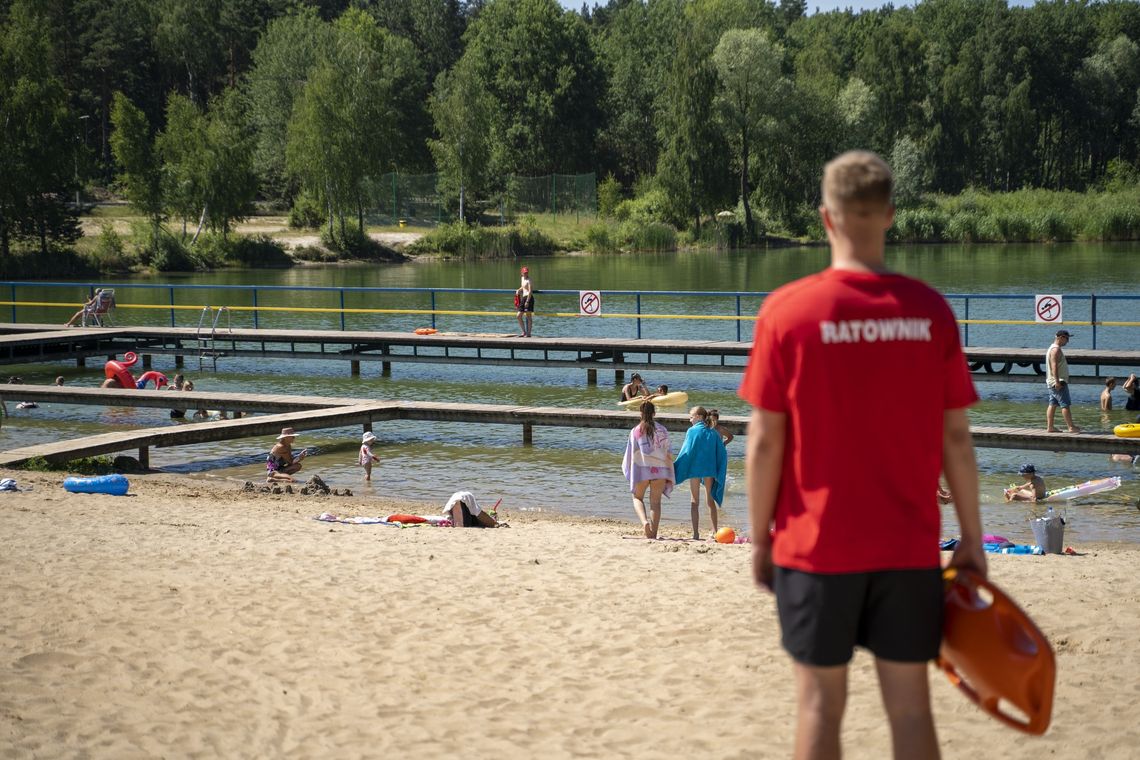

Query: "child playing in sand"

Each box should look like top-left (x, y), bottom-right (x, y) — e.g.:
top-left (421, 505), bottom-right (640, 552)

top-left (1005, 463), bottom-right (1046, 501)
top-left (359, 431), bottom-right (379, 481)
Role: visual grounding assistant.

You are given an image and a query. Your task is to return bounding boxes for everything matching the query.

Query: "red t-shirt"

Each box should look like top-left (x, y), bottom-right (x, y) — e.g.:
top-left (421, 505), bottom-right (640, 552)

top-left (738, 268), bottom-right (977, 573)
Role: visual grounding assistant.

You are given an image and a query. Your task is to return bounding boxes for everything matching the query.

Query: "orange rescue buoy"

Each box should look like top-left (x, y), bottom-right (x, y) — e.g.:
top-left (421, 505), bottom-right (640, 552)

top-left (937, 568), bottom-right (1055, 735)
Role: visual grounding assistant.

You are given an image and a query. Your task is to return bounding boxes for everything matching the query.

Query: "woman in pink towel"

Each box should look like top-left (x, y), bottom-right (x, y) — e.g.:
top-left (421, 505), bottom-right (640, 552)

top-left (621, 401), bottom-right (675, 538)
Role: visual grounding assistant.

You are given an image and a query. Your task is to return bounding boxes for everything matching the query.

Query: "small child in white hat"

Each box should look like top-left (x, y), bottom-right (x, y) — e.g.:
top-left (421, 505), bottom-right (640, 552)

top-left (359, 431), bottom-right (380, 481)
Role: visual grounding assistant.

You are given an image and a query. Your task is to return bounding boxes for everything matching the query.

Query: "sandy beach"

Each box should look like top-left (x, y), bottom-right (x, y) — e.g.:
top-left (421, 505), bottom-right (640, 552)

top-left (2, 471), bottom-right (1138, 759)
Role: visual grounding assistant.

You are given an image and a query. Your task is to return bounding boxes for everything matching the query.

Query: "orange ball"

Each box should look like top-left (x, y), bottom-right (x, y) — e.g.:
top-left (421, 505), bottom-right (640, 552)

top-left (715, 527), bottom-right (736, 544)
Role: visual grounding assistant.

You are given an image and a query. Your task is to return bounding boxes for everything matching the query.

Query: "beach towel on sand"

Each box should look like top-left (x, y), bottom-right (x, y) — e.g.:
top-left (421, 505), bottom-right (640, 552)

top-left (672, 423), bottom-right (727, 506)
top-left (314, 513), bottom-right (450, 526)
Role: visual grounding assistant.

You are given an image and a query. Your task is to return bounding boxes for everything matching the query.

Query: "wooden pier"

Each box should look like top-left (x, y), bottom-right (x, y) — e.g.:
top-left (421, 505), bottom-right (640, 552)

top-left (0, 385), bottom-right (1135, 469)
top-left (0, 323), bottom-right (1136, 384)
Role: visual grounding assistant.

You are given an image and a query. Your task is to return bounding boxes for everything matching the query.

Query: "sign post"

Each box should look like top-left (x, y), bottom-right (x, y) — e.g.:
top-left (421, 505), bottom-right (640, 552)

top-left (1034, 294), bottom-right (1063, 324)
top-left (579, 290), bottom-right (602, 317)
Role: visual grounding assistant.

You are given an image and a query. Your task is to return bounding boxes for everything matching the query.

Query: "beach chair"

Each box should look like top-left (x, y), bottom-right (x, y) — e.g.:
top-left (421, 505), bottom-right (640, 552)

top-left (81, 289), bottom-right (116, 327)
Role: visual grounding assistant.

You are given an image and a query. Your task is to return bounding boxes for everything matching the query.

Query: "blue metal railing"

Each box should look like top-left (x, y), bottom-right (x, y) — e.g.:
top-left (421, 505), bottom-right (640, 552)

top-left (2, 281), bottom-right (1137, 349)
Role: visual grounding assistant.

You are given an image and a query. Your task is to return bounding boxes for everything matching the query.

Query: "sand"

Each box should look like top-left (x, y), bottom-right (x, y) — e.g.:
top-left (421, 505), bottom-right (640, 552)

top-left (1, 471), bottom-right (1138, 759)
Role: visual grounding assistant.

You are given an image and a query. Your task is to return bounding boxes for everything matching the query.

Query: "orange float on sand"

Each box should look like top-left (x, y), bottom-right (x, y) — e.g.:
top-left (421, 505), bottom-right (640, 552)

top-left (937, 568), bottom-right (1055, 735)
top-left (714, 527), bottom-right (736, 544)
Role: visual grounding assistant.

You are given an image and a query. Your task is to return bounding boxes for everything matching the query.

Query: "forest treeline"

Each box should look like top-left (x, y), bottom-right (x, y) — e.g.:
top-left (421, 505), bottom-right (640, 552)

top-left (3, 0), bottom-right (1140, 260)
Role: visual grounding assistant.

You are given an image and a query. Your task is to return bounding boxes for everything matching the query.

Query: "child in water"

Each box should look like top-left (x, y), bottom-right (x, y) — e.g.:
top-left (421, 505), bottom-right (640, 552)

top-left (1004, 463), bottom-right (1046, 501)
top-left (359, 431), bottom-right (380, 481)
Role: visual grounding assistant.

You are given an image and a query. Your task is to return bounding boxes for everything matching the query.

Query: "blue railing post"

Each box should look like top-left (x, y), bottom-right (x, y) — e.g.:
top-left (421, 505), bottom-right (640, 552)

top-left (9, 284), bottom-right (15, 323)
top-left (252, 289), bottom-right (259, 329)
top-left (636, 294), bottom-right (642, 339)
top-left (431, 291), bottom-right (437, 329)
top-left (169, 286), bottom-right (176, 327)
top-left (963, 297), bottom-right (970, 347)
top-left (735, 295), bottom-right (742, 342)
top-left (1091, 293), bottom-right (1097, 349)
top-left (339, 289), bottom-right (346, 331)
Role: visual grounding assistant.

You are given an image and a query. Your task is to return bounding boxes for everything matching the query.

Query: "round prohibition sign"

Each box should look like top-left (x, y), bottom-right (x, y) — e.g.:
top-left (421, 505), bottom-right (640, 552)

top-left (580, 291), bottom-right (601, 315)
top-left (1036, 296), bottom-right (1061, 322)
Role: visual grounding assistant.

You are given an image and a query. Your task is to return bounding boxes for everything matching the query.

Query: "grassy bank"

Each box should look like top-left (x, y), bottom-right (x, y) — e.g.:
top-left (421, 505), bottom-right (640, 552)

top-left (890, 188), bottom-right (1140, 244)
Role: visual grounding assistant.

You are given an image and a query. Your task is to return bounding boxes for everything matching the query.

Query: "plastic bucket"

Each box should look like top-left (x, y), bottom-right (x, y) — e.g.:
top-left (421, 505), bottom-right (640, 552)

top-left (1030, 514), bottom-right (1065, 554)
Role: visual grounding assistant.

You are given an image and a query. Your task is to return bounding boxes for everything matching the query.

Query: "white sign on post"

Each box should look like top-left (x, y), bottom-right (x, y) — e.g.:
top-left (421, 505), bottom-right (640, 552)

top-left (1034, 294), bottom-right (1063, 324)
top-left (579, 290), bottom-right (602, 317)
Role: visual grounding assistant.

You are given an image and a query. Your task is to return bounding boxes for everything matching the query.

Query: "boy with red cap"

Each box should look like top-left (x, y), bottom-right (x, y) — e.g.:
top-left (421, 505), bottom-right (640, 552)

top-left (739, 150), bottom-right (986, 760)
top-left (516, 266), bottom-right (534, 337)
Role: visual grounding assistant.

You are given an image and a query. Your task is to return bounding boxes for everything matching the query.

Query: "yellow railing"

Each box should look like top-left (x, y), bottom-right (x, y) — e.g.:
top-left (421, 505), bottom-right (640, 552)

top-left (5, 301), bottom-right (1140, 328)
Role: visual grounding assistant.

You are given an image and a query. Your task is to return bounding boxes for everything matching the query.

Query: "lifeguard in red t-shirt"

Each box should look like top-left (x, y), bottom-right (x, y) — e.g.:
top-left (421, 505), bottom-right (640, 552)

top-left (739, 151), bottom-right (987, 760)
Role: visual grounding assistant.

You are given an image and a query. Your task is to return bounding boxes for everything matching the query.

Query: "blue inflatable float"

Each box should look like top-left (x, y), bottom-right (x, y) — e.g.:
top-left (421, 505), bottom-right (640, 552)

top-left (63, 474), bottom-right (129, 496)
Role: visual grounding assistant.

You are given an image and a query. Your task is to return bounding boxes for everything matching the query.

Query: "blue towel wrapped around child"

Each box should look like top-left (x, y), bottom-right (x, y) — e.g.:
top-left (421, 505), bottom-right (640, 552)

top-left (672, 422), bottom-right (728, 506)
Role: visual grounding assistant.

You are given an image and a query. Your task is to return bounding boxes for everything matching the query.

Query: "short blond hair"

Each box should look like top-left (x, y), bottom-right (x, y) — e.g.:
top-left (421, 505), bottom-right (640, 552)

top-left (821, 151), bottom-right (893, 209)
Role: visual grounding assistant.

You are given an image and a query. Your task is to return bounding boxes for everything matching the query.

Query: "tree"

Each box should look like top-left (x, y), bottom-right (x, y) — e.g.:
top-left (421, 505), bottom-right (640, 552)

top-left (712, 28), bottom-right (786, 240)
top-left (109, 91), bottom-right (164, 245)
top-left (0, 0), bottom-right (81, 256)
top-left (286, 8), bottom-right (428, 235)
top-left (460, 0), bottom-right (603, 178)
top-left (200, 87), bottom-right (258, 236)
top-left (429, 55), bottom-right (492, 221)
top-left (157, 93), bottom-right (208, 238)
top-left (246, 7), bottom-right (330, 203)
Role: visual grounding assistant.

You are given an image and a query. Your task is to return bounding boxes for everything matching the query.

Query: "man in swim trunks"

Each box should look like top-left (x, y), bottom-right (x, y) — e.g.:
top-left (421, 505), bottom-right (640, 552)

top-left (740, 151), bottom-right (986, 760)
top-left (1045, 329), bottom-right (1080, 432)
top-left (516, 266), bottom-right (534, 337)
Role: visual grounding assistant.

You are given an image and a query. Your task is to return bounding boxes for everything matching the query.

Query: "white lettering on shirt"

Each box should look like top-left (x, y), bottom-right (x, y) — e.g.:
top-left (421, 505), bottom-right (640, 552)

top-left (819, 318), bottom-right (932, 344)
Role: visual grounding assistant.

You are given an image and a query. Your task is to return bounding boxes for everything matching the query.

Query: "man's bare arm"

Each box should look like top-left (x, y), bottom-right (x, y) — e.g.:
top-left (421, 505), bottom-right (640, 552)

top-left (746, 408), bottom-right (786, 591)
top-left (943, 407), bottom-right (986, 578)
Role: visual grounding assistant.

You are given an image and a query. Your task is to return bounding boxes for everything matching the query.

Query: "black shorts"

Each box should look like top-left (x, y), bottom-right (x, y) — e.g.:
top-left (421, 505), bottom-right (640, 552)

top-left (459, 505), bottom-right (484, 528)
top-left (774, 566), bottom-right (943, 666)
top-left (518, 295), bottom-right (534, 313)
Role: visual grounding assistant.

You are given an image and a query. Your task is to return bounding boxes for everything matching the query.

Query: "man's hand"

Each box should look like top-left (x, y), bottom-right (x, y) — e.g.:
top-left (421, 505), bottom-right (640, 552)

top-left (752, 539), bottom-right (774, 592)
top-left (948, 536), bottom-right (987, 580)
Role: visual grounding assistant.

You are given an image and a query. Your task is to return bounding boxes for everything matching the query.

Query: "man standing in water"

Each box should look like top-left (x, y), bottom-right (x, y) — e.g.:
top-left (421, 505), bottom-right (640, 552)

top-left (1045, 329), bottom-right (1080, 433)
top-left (739, 151), bottom-right (986, 760)
top-left (516, 266), bottom-right (534, 337)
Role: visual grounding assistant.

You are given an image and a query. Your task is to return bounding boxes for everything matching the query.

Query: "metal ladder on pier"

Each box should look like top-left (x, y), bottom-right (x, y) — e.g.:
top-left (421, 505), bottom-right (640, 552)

top-left (196, 306), bottom-right (232, 371)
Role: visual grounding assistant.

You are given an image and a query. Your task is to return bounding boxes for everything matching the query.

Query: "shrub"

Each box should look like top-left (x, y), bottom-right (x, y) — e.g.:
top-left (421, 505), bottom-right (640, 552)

top-left (319, 226), bottom-right (401, 261)
top-left (151, 232), bottom-right (198, 272)
top-left (292, 244), bottom-right (337, 262)
top-left (87, 224), bottom-right (135, 272)
top-left (582, 222), bottom-right (618, 253)
top-left (288, 193), bottom-right (327, 229)
top-left (618, 219), bottom-right (677, 251)
top-left (597, 173), bottom-right (622, 218)
top-left (228, 234), bottom-right (293, 267)
top-left (406, 222), bottom-right (558, 258)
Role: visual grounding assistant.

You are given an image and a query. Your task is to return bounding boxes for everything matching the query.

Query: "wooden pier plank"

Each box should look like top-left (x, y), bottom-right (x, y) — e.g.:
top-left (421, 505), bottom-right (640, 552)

top-left (0, 386), bottom-right (1135, 467)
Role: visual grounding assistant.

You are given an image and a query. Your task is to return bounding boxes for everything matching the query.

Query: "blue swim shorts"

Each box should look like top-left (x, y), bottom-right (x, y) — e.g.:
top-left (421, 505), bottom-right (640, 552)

top-left (1047, 382), bottom-right (1072, 408)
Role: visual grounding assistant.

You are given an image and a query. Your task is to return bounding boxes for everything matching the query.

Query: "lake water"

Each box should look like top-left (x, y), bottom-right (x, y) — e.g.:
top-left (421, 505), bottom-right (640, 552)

top-left (2, 242), bottom-right (1138, 543)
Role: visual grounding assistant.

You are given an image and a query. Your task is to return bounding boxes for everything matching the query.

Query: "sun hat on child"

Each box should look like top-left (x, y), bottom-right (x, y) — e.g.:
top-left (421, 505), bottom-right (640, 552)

top-left (362, 432), bottom-right (377, 443)
top-left (1019, 464), bottom-right (1036, 474)
top-left (276, 427), bottom-right (298, 440)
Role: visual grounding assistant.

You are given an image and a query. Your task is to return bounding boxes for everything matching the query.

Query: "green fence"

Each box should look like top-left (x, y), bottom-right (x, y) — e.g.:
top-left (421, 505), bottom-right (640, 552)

top-left (361, 172), bottom-right (597, 225)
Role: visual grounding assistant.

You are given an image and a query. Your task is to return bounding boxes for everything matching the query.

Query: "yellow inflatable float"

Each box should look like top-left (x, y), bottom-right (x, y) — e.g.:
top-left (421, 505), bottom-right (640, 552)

top-left (618, 391), bottom-right (689, 409)
top-left (1114, 423), bottom-right (1140, 438)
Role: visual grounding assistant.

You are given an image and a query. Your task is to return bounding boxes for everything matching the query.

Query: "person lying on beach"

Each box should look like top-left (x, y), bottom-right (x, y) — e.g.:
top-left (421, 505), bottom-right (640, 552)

top-left (443, 491), bottom-right (505, 528)
top-left (266, 427), bottom-right (307, 482)
top-left (1004, 463), bottom-right (1046, 502)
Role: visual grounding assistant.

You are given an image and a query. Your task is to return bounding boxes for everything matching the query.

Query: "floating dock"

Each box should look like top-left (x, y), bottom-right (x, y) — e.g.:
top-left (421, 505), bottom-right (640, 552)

top-left (0, 386), bottom-right (1135, 468)
top-left (0, 323), bottom-right (1136, 384)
